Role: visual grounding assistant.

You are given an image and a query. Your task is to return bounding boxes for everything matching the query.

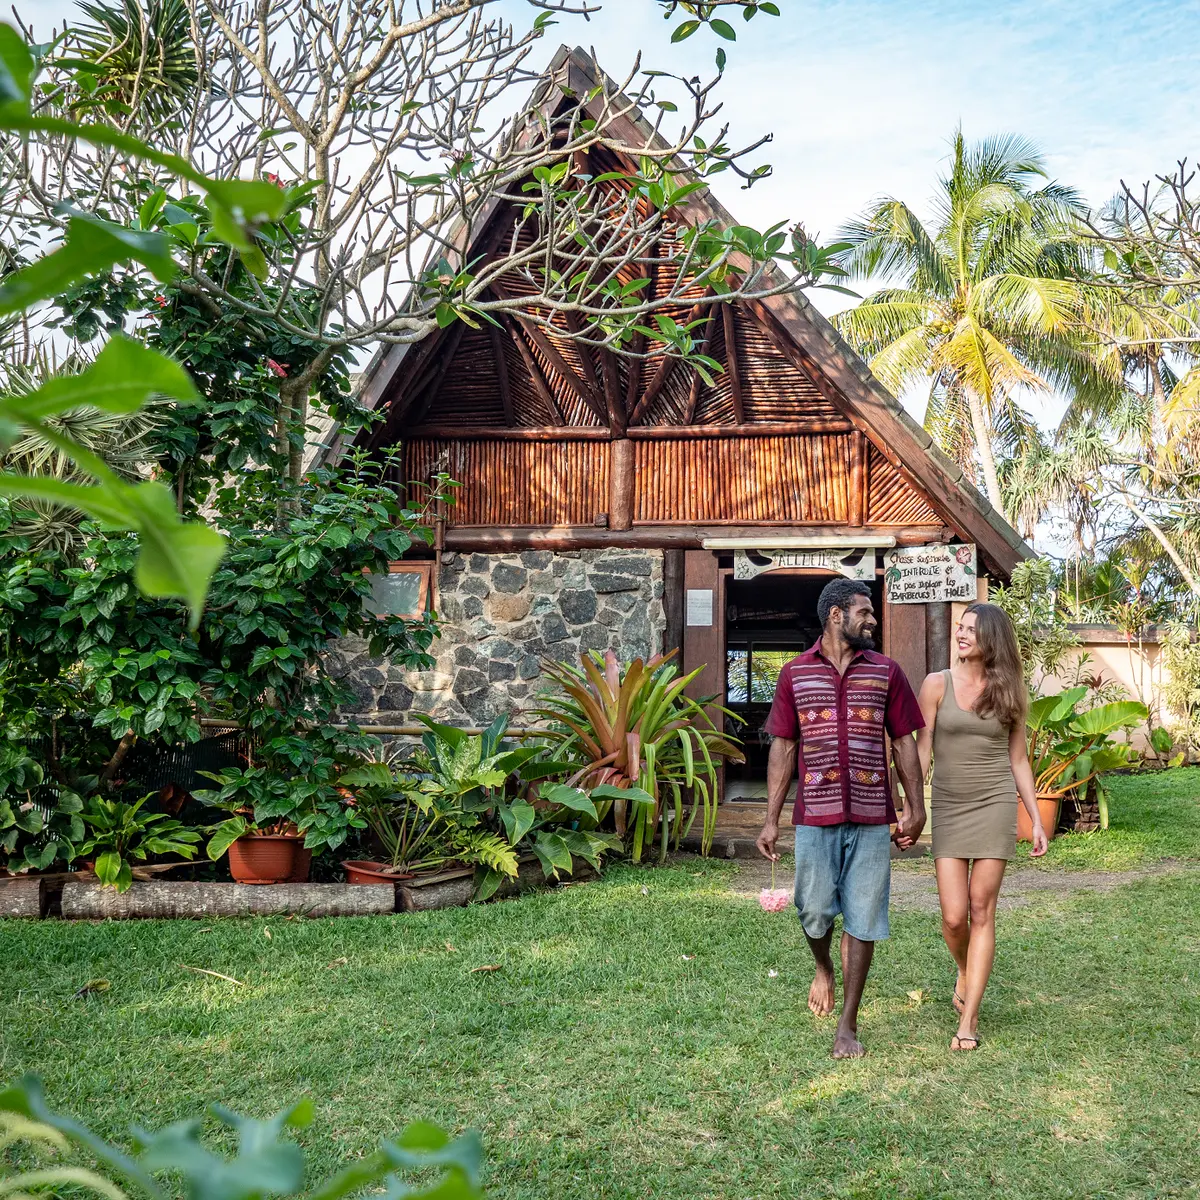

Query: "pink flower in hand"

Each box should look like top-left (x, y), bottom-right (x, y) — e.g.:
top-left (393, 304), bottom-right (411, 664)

top-left (758, 888), bottom-right (791, 913)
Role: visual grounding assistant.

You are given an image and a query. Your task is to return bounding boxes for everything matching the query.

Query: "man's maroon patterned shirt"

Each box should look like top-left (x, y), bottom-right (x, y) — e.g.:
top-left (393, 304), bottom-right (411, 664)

top-left (763, 642), bottom-right (924, 827)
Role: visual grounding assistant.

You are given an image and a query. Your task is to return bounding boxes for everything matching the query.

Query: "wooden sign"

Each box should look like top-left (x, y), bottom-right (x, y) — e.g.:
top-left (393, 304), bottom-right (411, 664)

top-left (732, 548), bottom-right (875, 582)
top-left (883, 544), bottom-right (976, 604)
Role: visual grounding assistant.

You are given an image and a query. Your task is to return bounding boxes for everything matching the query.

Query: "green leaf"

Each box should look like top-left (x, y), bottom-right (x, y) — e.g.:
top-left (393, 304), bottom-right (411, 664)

top-left (710, 18), bottom-right (737, 40)
top-left (533, 831), bottom-right (573, 874)
top-left (207, 817), bottom-right (247, 861)
top-left (1, 335), bottom-right (200, 429)
top-left (0, 213), bottom-right (175, 317)
top-left (671, 19), bottom-right (700, 41)
top-left (499, 800), bottom-right (536, 845)
top-left (715, 47), bottom-right (727, 72)
top-left (537, 782), bottom-right (598, 820)
top-left (0, 23), bottom-right (33, 113)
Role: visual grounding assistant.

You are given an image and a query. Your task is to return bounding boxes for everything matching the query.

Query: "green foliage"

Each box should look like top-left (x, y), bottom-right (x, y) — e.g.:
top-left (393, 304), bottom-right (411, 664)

top-left (1162, 621), bottom-right (1200, 757)
top-left (194, 730), bottom-right (372, 857)
top-left (0, 22), bottom-right (311, 623)
top-left (991, 558), bottom-right (1080, 688)
top-left (0, 1075), bottom-right (482, 1200)
top-left (78, 794), bottom-right (201, 891)
top-left (1026, 690), bottom-right (1147, 829)
top-left (535, 649), bottom-right (743, 863)
top-left (0, 737), bottom-right (86, 872)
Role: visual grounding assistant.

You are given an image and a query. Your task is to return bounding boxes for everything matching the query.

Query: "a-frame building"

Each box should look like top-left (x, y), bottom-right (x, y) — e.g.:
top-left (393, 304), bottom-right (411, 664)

top-left (322, 47), bottom-right (1030, 798)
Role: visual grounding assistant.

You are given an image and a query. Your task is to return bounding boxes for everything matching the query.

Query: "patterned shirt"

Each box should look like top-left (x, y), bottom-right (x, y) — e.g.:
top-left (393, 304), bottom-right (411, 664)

top-left (763, 642), bottom-right (924, 827)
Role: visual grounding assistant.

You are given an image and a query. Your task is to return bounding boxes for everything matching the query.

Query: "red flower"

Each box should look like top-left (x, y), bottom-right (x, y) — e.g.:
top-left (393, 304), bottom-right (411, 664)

top-left (266, 359), bottom-right (290, 378)
top-left (154, 294), bottom-right (168, 308)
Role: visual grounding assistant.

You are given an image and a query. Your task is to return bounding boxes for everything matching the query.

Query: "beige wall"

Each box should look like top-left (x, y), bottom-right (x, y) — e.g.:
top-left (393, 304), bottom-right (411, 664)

top-left (1039, 629), bottom-right (1166, 752)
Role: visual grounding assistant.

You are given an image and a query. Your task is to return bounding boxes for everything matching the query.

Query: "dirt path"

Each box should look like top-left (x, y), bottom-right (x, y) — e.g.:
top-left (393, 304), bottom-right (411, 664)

top-left (723, 856), bottom-right (1197, 912)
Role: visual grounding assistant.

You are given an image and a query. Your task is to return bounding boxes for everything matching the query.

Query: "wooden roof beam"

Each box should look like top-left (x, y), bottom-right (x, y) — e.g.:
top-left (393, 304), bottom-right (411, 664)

top-left (683, 306), bottom-right (719, 423)
top-left (490, 282), bottom-right (606, 422)
top-left (488, 324), bottom-right (515, 427)
top-left (404, 323), bottom-right (467, 428)
top-left (629, 292), bottom-right (713, 427)
top-left (504, 316), bottom-right (564, 425)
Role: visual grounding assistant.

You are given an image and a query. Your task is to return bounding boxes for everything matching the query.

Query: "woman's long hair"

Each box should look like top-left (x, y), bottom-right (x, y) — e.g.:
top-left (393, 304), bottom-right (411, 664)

top-left (963, 602), bottom-right (1027, 728)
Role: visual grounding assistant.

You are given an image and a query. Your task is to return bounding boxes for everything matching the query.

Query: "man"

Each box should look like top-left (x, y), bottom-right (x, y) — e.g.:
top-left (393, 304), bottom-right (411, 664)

top-left (756, 578), bottom-right (926, 1059)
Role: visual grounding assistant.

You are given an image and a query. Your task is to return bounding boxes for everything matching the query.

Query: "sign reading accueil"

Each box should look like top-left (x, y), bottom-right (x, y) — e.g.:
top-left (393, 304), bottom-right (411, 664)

top-left (733, 548), bottom-right (875, 582)
top-left (883, 544), bottom-right (977, 604)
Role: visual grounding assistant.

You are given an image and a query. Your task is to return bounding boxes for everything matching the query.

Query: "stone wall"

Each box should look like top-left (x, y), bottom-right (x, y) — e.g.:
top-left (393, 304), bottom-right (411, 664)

top-left (329, 548), bottom-right (664, 726)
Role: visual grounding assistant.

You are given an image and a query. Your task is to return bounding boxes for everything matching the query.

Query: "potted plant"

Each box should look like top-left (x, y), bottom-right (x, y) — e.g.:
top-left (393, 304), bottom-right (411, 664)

top-left (78, 795), bottom-right (203, 892)
top-left (536, 649), bottom-right (744, 862)
top-left (337, 718), bottom-right (537, 886)
top-left (1024, 689), bottom-right (1148, 838)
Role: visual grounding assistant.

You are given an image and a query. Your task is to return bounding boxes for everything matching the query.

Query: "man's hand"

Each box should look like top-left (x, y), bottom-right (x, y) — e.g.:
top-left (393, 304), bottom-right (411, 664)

top-left (757, 820), bottom-right (780, 861)
top-left (892, 803), bottom-right (926, 850)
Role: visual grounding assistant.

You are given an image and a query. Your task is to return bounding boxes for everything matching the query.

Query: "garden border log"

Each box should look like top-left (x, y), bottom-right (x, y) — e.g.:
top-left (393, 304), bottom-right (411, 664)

top-left (61, 881), bottom-right (397, 919)
top-left (0, 878), bottom-right (44, 917)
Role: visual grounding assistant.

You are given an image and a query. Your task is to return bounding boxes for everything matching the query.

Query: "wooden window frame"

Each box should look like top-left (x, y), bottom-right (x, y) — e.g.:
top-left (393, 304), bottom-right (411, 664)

top-left (366, 561), bottom-right (434, 619)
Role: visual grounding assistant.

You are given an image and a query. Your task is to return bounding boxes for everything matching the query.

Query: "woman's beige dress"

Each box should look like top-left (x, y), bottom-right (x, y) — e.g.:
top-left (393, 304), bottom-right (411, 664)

top-left (931, 669), bottom-right (1017, 860)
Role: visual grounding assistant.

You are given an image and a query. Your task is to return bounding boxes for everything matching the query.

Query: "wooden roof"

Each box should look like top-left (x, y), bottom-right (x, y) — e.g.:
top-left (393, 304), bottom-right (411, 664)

top-left (325, 47), bottom-right (1031, 577)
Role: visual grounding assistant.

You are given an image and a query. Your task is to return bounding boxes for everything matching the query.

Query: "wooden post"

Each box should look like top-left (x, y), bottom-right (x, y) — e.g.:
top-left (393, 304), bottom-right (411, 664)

top-left (848, 431), bottom-right (865, 527)
top-left (609, 438), bottom-right (634, 532)
top-left (663, 548), bottom-right (685, 658)
top-left (682, 550), bottom-right (724, 705)
top-left (926, 602), bottom-right (951, 673)
top-left (883, 598), bottom-right (927, 693)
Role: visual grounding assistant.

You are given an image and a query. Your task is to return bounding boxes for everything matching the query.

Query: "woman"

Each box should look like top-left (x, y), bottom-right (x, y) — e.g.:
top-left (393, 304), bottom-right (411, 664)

top-left (916, 602), bottom-right (1047, 1052)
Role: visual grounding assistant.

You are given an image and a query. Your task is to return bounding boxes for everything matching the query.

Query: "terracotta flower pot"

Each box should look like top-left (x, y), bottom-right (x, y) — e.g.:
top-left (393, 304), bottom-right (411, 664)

top-left (341, 859), bottom-right (413, 886)
top-left (1017, 793), bottom-right (1062, 843)
top-left (288, 846), bottom-right (312, 882)
top-left (228, 834), bottom-right (298, 884)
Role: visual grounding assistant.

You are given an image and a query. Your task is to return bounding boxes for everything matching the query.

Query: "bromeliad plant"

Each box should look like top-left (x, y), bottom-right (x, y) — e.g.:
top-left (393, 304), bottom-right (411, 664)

top-left (78, 795), bottom-right (202, 892)
top-left (536, 650), bottom-right (744, 863)
top-left (1027, 689), bottom-right (1148, 830)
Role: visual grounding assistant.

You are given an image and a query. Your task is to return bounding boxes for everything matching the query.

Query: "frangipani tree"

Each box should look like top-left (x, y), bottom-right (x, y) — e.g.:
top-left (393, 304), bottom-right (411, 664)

top-left (833, 130), bottom-right (1121, 518)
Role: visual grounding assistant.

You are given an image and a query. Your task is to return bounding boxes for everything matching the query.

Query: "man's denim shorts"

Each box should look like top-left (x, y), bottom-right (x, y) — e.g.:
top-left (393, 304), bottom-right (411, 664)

top-left (792, 822), bottom-right (891, 942)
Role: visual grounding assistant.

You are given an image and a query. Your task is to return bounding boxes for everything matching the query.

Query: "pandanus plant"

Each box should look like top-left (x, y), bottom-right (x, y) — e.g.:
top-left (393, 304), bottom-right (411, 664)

top-left (1027, 689), bottom-right (1148, 829)
top-left (536, 649), bottom-right (743, 862)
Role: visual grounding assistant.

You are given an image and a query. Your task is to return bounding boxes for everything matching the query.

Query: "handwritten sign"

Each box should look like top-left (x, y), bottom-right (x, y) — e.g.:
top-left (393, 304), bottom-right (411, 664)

top-left (883, 544), bottom-right (977, 604)
top-left (733, 548), bottom-right (875, 582)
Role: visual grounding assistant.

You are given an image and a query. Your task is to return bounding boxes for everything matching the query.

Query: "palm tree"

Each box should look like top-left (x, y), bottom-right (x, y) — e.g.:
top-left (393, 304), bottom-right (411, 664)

top-left (67, 0), bottom-right (199, 127)
top-left (1, 358), bottom-right (164, 557)
top-left (833, 130), bottom-right (1121, 519)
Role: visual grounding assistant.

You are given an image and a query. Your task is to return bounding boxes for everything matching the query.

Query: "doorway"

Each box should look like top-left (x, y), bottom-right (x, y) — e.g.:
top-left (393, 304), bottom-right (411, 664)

top-left (723, 572), bottom-right (884, 801)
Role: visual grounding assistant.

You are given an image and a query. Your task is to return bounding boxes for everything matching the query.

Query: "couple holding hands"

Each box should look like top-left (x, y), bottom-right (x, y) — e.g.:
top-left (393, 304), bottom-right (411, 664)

top-left (756, 578), bottom-right (1047, 1058)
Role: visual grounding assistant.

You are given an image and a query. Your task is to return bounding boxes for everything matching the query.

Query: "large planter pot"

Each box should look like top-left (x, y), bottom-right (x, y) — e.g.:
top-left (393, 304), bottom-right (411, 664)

top-left (341, 860), bottom-right (413, 886)
top-left (1017, 793), bottom-right (1062, 843)
top-left (228, 835), bottom-right (297, 885)
top-left (288, 846), bottom-right (312, 883)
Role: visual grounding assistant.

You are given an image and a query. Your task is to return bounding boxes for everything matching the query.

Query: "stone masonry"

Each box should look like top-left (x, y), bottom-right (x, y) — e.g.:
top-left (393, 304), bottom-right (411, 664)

top-left (329, 548), bottom-right (664, 726)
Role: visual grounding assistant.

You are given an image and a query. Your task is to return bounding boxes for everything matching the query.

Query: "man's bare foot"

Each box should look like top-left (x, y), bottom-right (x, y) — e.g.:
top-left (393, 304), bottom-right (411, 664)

top-left (808, 966), bottom-right (836, 1016)
top-left (831, 1028), bottom-right (866, 1059)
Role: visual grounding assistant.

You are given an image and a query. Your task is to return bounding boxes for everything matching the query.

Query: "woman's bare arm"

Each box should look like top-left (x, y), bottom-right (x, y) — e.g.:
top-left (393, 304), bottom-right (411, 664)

top-left (916, 671), bottom-right (945, 782)
top-left (1009, 720), bottom-right (1047, 856)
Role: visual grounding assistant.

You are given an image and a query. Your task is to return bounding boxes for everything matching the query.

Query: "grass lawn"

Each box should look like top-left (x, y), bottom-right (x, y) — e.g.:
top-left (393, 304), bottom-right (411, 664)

top-left (3, 769), bottom-right (1200, 1199)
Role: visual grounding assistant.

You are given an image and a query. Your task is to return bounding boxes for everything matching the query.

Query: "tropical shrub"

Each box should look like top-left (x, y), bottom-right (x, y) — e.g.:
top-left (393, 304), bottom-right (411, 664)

top-left (1027, 690), bottom-right (1148, 829)
top-left (387, 716), bottom-right (619, 896)
top-left (78, 794), bottom-right (202, 892)
top-left (1162, 622), bottom-right (1200, 762)
top-left (536, 650), bottom-right (744, 862)
top-left (0, 738), bottom-right (86, 872)
top-left (0, 1074), bottom-right (482, 1200)
top-left (992, 559), bottom-right (1080, 688)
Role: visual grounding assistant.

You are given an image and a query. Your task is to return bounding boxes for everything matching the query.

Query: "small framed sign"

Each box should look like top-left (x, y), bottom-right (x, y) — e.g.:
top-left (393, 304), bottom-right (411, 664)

top-left (364, 562), bottom-right (434, 618)
top-left (883, 544), bottom-right (976, 604)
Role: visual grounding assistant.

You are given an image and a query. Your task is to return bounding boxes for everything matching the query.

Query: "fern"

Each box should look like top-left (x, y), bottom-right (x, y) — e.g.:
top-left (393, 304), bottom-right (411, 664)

top-left (450, 830), bottom-right (519, 878)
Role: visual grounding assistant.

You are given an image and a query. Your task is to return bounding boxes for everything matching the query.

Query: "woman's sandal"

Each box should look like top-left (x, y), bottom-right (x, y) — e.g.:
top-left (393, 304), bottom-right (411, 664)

top-left (950, 1033), bottom-right (980, 1052)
